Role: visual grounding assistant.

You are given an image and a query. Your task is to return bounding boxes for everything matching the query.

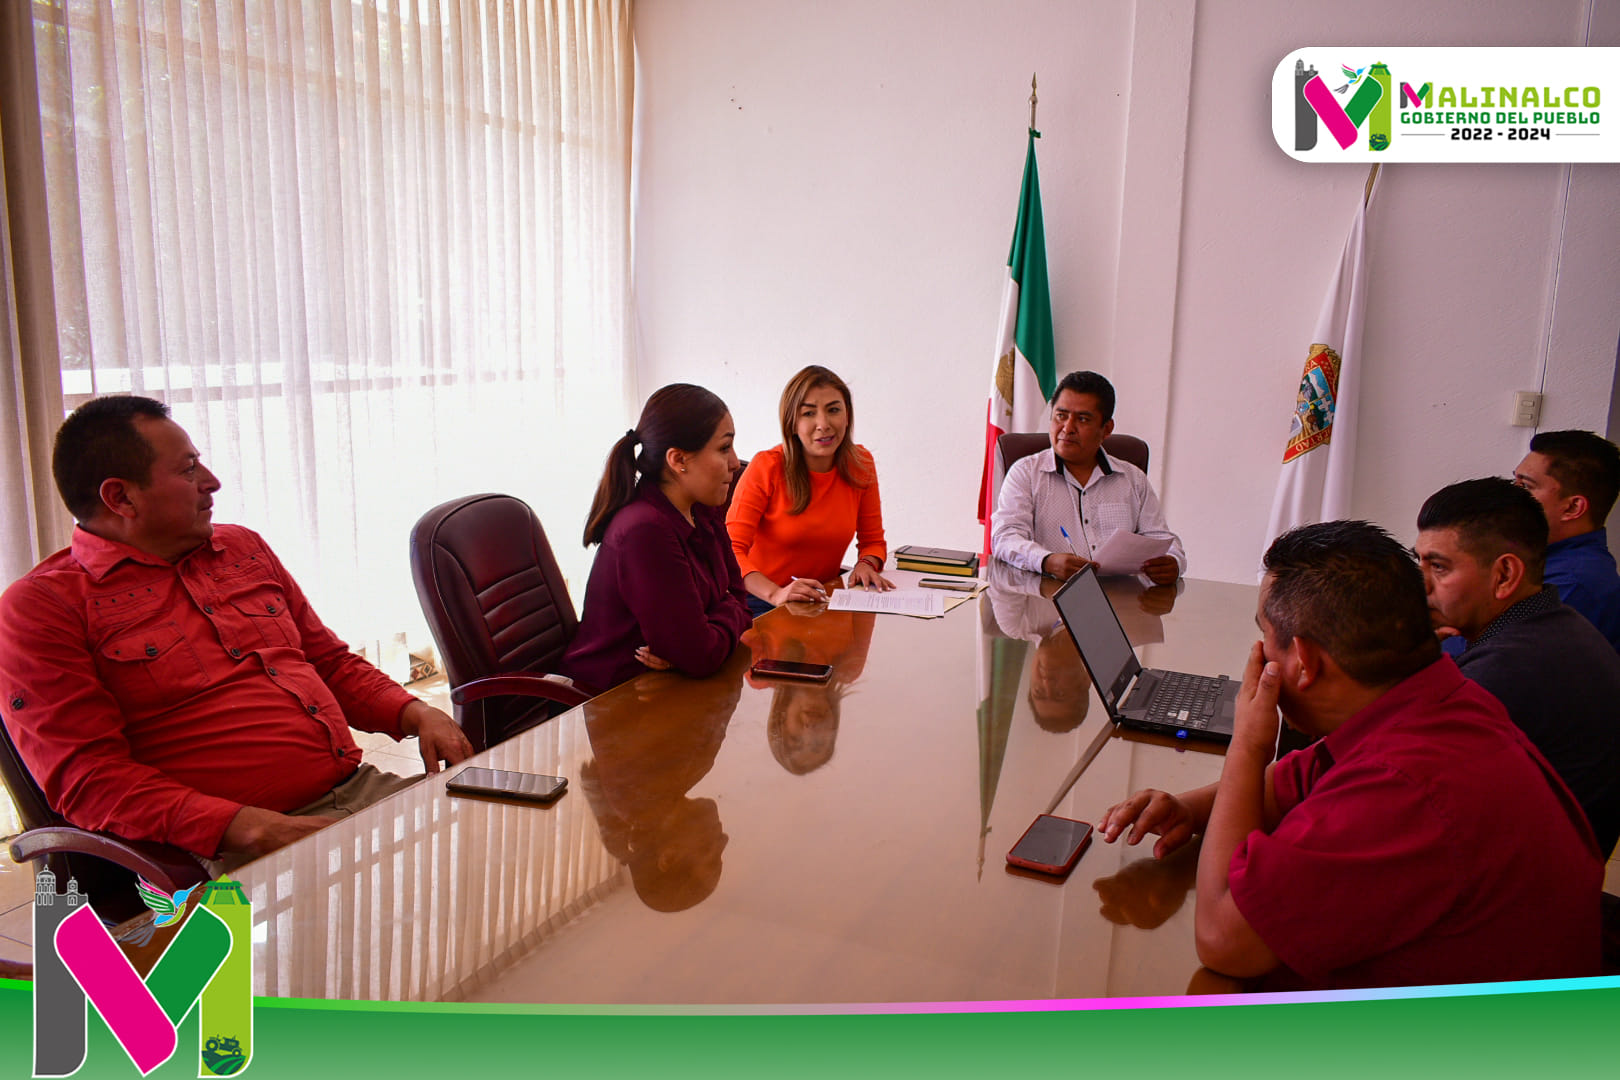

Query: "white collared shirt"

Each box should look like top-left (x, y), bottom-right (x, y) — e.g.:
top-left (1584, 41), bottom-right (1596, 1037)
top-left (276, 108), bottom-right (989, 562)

top-left (991, 448), bottom-right (1187, 576)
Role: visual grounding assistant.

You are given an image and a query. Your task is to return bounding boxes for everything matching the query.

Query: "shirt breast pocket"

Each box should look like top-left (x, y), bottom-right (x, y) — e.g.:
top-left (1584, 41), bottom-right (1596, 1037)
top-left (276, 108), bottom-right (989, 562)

top-left (1092, 500), bottom-right (1138, 538)
top-left (97, 622), bottom-right (209, 714)
top-left (226, 582), bottom-right (299, 650)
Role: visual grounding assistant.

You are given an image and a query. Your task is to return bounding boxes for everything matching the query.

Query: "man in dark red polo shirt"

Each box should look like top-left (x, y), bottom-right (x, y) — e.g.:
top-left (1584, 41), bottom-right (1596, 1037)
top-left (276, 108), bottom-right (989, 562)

top-left (0, 395), bottom-right (472, 863)
top-left (1098, 520), bottom-right (1600, 990)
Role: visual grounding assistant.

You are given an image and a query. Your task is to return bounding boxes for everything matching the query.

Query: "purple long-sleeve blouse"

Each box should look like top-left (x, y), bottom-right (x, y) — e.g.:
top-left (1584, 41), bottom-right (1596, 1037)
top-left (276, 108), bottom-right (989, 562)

top-left (561, 483), bottom-right (752, 693)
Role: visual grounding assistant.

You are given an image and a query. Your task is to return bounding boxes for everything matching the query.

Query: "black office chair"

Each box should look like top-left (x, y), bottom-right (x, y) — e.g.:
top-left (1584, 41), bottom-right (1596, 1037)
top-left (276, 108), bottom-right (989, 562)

top-left (410, 494), bottom-right (592, 752)
top-left (0, 706), bottom-right (208, 923)
top-left (995, 431), bottom-right (1150, 479)
top-left (723, 459), bottom-right (749, 515)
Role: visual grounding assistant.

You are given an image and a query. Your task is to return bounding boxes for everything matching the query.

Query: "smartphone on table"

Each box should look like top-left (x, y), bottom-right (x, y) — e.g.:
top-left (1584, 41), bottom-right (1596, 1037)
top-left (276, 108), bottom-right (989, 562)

top-left (1006, 814), bottom-right (1094, 876)
top-left (446, 767), bottom-right (568, 804)
top-left (750, 659), bottom-right (835, 682)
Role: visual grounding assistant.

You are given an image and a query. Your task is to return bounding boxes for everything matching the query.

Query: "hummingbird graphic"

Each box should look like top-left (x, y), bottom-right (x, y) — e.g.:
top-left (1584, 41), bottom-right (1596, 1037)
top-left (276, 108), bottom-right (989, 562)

top-left (136, 877), bottom-right (201, 927)
top-left (1334, 65), bottom-right (1367, 94)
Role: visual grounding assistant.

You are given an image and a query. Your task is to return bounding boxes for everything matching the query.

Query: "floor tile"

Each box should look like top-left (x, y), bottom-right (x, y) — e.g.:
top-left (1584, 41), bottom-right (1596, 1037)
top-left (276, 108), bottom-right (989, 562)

top-left (409, 676), bottom-right (452, 715)
top-left (350, 728), bottom-right (400, 755)
top-left (0, 944), bottom-right (30, 981)
top-left (369, 747), bottom-right (429, 778)
top-left (0, 857), bottom-right (35, 916)
top-left (0, 901), bottom-right (32, 950)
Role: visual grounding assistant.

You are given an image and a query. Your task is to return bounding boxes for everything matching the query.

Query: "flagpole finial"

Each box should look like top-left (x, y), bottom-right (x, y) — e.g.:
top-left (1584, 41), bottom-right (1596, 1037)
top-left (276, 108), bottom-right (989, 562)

top-left (1029, 73), bottom-right (1038, 131)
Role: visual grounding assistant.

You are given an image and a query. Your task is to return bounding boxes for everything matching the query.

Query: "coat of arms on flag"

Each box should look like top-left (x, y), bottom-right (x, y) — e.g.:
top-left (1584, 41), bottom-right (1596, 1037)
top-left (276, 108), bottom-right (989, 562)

top-left (1282, 344), bottom-right (1343, 463)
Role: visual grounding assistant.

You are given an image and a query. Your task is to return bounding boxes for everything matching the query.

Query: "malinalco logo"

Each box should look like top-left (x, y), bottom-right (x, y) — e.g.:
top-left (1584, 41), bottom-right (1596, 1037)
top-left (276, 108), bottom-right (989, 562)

top-left (1293, 60), bottom-right (1400, 151)
top-left (32, 871), bottom-right (253, 1077)
top-left (1273, 47), bottom-right (1620, 163)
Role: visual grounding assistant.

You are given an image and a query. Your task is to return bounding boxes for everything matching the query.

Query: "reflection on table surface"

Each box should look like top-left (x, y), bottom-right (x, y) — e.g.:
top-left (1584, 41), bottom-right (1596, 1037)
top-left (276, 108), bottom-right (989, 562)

top-left (238, 575), bottom-right (1261, 1003)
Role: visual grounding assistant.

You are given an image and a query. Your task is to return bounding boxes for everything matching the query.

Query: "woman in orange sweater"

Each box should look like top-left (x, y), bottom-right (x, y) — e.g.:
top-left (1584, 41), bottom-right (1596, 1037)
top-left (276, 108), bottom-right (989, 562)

top-left (726, 366), bottom-right (892, 615)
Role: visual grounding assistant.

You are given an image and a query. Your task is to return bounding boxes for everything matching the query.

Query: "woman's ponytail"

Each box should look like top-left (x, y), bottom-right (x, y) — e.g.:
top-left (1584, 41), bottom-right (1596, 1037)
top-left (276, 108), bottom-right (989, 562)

top-left (582, 429), bottom-right (642, 546)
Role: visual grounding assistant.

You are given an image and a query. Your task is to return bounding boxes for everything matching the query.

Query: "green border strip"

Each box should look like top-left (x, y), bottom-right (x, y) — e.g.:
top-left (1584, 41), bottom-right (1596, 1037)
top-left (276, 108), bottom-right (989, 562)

top-left (4, 979), bottom-right (1617, 1079)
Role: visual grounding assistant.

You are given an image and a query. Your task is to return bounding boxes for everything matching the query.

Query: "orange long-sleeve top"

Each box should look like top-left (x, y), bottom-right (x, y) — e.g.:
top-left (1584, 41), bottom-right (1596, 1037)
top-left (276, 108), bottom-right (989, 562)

top-left (725, 445), bottom-right (887, 586)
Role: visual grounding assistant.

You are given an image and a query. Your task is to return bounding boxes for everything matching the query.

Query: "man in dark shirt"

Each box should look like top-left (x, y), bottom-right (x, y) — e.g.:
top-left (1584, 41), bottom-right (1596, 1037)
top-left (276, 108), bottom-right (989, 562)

top-left (0, 396), bottom-right (473, 862)
top-left (1417, 477), bottom-right (1620, 857)
top-left (1098, 521), bottom-right (1598, 990)
top-left (1513, 430), bottom-right (1620, 650)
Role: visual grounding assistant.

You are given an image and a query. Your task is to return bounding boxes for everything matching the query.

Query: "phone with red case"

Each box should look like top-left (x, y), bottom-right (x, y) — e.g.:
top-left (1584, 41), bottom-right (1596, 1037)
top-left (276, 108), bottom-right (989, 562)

top-left (1006, 814), bottom-right (1094, 876)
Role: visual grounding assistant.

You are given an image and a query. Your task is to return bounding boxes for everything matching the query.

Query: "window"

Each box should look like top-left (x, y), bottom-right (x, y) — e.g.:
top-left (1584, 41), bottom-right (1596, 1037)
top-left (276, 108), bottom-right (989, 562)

top-left (28, 0), bottom-right (635, 655)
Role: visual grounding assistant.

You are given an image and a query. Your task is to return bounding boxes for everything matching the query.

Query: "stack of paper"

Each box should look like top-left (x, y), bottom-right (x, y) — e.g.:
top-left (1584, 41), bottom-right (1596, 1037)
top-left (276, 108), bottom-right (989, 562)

top-left (828, 588), bottom-right (947, 617)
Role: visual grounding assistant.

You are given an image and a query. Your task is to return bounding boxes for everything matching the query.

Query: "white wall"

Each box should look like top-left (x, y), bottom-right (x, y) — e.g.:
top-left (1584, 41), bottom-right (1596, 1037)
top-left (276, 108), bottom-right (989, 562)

top-left (1164, 0), bottom-right (1620, 581)
top-left (634, 0), bottom-right (1620, 584)
top-left (632, 0), bottom-right (1132, 552)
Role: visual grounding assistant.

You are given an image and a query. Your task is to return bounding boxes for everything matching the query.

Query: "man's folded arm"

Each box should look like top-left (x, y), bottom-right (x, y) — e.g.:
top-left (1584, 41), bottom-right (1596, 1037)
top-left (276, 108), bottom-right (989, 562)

top-left (991, 459), bottom-right (1052, 572)
top-left (1194, 748), bottom-right (1284, 978)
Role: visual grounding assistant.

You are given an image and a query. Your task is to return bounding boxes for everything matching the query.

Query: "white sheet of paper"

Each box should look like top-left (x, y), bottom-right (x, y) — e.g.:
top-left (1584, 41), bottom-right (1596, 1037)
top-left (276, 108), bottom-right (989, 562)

top-left (871, 568), bottom-right (984, 617)
top-left (1092, 531), bottom-right (1173, 576)
top-left (827, 587), bottom-right (946, 617)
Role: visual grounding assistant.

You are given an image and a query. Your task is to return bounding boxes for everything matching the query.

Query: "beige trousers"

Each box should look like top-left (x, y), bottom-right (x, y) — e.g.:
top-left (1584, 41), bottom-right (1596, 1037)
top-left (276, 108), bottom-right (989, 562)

top-left (209, 765), bottom-right (422, 875)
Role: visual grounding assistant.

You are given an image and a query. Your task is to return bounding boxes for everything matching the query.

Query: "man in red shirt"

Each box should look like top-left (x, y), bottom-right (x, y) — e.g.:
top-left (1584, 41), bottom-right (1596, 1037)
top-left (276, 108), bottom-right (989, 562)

top-left (0, 396), bottom-right (472, 863)
top-left (1098, 520), bottom-right (1600, 990)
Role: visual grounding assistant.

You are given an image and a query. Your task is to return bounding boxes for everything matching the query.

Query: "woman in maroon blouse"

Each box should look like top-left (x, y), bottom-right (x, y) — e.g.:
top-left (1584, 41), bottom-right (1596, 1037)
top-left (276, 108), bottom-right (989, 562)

top-left (560, 384), bottom-right (753, 692)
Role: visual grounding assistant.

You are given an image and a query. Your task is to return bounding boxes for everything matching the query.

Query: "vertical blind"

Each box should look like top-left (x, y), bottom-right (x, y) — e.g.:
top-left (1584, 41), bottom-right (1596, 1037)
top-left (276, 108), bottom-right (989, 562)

top-left (22, 0), bottom-right (635, 662)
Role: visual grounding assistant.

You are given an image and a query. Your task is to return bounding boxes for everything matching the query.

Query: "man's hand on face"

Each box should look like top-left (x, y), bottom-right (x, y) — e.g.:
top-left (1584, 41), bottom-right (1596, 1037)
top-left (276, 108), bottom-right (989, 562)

top-left (1232, 641), bottom-right (1282, 757)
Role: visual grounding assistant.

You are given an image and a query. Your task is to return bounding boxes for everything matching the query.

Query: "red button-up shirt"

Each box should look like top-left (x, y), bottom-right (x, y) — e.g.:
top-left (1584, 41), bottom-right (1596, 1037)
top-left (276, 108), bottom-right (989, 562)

top-left (1229, 657), bottom-right (1601, 989)
top-left (0, 524), bottom-right (416, 857)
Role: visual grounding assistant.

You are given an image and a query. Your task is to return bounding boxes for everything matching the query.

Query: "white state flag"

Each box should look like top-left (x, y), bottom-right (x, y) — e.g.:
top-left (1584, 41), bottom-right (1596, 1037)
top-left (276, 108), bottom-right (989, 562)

top-left (1260, 166), bottom-right (1382, 567)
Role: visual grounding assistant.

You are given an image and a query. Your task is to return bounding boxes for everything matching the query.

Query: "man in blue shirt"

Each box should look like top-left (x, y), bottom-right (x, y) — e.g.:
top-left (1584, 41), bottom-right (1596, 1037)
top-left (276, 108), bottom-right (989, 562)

top-left (1513, 430), bottom-right (1620, 651)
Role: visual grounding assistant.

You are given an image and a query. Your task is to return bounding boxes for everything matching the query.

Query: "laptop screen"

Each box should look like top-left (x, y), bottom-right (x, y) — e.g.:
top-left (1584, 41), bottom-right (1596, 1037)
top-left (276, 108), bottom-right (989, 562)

top-left (1052, 567), bottom-right (1142, 709)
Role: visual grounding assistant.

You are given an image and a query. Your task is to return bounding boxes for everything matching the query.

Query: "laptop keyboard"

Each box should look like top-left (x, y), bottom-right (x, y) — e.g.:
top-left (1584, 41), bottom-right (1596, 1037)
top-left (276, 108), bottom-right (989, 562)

top-left (1140, 671), bottom-right (1226, 729)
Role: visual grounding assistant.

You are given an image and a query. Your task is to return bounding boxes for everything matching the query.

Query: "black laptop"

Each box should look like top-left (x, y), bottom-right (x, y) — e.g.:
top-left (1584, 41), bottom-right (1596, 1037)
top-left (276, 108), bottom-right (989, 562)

top-left (1051, 566), bottom-right (1237, 744)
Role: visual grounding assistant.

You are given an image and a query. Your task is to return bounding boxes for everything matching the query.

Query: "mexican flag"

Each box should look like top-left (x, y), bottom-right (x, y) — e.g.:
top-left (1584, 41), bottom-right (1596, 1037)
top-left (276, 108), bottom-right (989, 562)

top-left (1260, 165), bottom-right (1382, 568)
top-left (978, 129), bottom-right (1058, 559)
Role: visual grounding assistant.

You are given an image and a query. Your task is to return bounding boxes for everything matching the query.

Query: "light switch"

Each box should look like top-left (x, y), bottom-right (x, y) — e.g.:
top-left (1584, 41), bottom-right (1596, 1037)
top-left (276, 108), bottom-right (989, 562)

top-left (1511, 391), bottom-right (1542, 428)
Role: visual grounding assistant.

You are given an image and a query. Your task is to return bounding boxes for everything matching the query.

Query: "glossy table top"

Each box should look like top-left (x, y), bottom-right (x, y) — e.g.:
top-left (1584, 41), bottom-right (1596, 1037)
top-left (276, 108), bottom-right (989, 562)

top-left (238, 570), bottom-right (1261, 1003)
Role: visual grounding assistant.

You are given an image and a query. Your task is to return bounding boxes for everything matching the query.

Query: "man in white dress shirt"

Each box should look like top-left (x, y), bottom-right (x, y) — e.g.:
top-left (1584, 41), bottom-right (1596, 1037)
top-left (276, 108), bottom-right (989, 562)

top-left (991, 370), bottom-right (1185, 584)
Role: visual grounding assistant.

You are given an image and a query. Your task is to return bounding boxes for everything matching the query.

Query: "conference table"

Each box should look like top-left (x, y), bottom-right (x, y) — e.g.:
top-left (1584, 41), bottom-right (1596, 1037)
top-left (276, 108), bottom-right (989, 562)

top-left (236, 570), bottom-right (1260, 1004)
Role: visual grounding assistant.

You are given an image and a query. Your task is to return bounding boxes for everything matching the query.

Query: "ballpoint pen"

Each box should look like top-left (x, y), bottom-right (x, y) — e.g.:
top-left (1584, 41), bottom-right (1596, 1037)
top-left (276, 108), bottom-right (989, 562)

top-left (1058, 525), bottom-right (1082, 556)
